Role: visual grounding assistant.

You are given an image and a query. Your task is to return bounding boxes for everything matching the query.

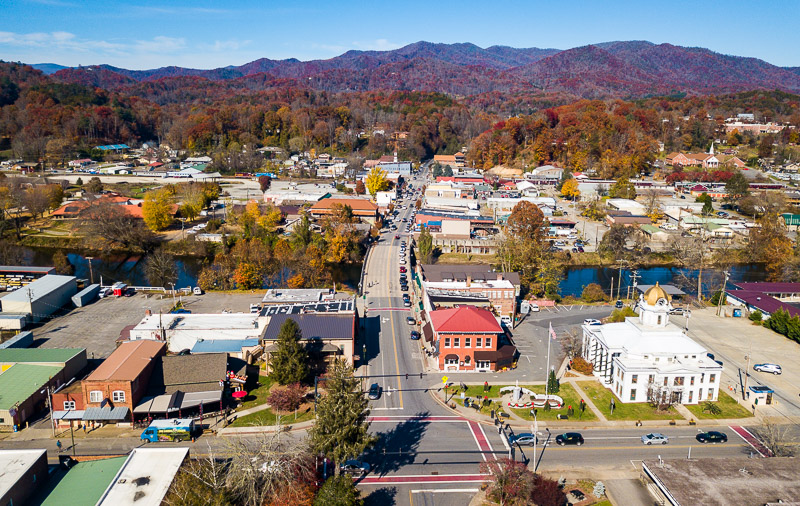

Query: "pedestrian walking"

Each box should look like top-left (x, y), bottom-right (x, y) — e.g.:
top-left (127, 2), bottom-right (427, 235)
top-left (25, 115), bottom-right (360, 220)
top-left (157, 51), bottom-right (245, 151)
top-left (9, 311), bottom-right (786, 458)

top-left (56, 440), bottom-right (62, 452)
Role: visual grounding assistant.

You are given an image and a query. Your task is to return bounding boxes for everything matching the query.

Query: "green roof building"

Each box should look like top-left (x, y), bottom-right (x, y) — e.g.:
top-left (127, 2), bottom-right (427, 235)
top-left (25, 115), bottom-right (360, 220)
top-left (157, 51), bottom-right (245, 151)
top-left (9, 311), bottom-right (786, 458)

top-left (39, 456), bottom-right (127, 506)
top-left (0, 364), bottom-right (62, 426)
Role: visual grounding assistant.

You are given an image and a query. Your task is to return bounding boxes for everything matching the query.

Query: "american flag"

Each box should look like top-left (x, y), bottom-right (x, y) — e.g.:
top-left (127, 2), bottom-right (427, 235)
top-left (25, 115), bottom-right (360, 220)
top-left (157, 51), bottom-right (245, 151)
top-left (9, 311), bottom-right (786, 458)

top-left (548, 322), bottom-right (558, 341)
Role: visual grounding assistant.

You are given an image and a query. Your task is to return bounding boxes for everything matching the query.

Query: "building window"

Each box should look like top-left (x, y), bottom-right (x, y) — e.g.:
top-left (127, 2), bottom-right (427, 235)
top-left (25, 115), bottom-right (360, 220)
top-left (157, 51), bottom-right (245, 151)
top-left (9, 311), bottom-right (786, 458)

top-left (454, 338), bottom-right (460, 348)
top-left (63, 401), bottom-right (76, 410)
top-left (631, 374), bottom-right (638, 384)
top-left (485, 337), bottom-right (491, 348)
top-left (688, 391), bottom-right (693, 403)
top-left (89, 391), bottom-right (103, 403)
top-left (690, 376), bottom-right (695, 386)
top-left (465, 337), bottom-right (471, 348)
top-left (112, 391), bottom-right (126, 403)
top-left (630, 390), bottom-right (636, 401)
top-left (698, 389), bottom-right (703, 400)
top-left (663, 377), bottom-right (668, 386)
top-left (707, 390), bottom-right (713, 400)
top-left (709, 374), bottom-right (716, 384)
top-left (444, 338), bottom-right (451, 348)
top-left (674, 377), bottom-right (684, 386)
top-left (445, 357), bottom-right (458, 366)
top-left (648, 375), bottom-right (655, 384)
top-left (476, 337), bottom-right (482, 348)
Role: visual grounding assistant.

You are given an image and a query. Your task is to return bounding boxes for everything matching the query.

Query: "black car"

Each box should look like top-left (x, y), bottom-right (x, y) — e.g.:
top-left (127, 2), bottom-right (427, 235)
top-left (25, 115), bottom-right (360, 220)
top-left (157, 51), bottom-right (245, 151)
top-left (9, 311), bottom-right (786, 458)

top-left (410, 331), bottom-right (421, 340)
top-left (555, 432), bottom-right (584, 446)
top-left (696, 431), bottom-right (727, 444)
top-left (615, 300), bottom-right (624, 308)
top-left (400, 285), bottom-right (408, 292)
top-left (367, 383), bottom-right (381, 400)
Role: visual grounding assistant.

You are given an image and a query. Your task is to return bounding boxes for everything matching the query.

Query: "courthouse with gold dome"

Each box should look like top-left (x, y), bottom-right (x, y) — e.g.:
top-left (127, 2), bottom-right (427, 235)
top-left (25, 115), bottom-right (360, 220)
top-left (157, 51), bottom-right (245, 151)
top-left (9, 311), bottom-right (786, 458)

top-left (581, 283), bottom-right (722, 405)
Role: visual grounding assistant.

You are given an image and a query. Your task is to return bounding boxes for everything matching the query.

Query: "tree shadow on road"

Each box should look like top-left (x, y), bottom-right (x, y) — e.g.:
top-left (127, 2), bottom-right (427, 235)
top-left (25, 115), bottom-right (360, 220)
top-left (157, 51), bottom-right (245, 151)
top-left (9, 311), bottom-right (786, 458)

top-left (365, 413), bottom-right (430, 476)
top-left (362, 486), bottom-right (397, 505)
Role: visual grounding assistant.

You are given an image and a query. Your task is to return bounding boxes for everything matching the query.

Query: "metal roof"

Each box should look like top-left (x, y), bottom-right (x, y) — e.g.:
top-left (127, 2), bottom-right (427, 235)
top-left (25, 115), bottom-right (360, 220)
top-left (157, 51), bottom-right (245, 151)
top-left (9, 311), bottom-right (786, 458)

top-left (97, 448), bottom-right (189, 506)
top-left (94, 144), bottom-right (130, 150)
top-left (0, 347), bottom-right (83, 363)
top-left (0, 274), bottom-right (76, 302)
top-left (0, 449), bottom-right (46, 499)
top-left (39, 456), bottom-right (127, 506)
top-left (0, 266), bottom-right (55, 274)
top-left (191, 338), bottom-right (259, 353)
top-left (83, 406), bottom-right (129, 421)
top-left (0, 364), bottom-right (62, 409)
top-left (260, 299), bottom-right (354, 316)
top-left (264, 313), bottom-right (355, 341)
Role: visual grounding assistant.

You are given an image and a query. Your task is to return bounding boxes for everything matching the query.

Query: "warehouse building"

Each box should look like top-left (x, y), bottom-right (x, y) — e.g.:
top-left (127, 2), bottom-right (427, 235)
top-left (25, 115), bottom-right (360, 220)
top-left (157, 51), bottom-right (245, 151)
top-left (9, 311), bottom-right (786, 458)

top-left (0, 265), bottom-right (55, 291)
top-left (0, 449), bottom-right (48, 506)
top-left (0, 275), bottom-right (78, 323)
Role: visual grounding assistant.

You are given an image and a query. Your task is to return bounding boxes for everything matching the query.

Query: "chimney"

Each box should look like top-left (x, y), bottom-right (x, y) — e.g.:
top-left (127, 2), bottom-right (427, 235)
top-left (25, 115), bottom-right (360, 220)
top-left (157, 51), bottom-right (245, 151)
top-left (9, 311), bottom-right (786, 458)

top-left (497, 273), bottom-right (504, 281)
top-left (466, 275), bottom-right (471, 288)
top-left (393, 151), bottom-right (398, 163)
top-left (145, 309), bottom-right (152, 317)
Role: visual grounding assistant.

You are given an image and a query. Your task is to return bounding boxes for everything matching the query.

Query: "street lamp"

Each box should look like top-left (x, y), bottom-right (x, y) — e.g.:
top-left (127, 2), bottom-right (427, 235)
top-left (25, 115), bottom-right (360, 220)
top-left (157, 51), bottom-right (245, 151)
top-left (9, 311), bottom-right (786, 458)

top-left (168, 282), bottom-right (177, 308)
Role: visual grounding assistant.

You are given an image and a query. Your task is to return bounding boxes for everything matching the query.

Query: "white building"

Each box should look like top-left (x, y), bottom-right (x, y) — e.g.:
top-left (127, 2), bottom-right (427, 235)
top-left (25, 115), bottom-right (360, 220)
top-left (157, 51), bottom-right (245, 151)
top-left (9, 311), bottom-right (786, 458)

top-left (128, 312), bottom-right (267, 352)
top-left (581, 284), bottom-right (722, 405)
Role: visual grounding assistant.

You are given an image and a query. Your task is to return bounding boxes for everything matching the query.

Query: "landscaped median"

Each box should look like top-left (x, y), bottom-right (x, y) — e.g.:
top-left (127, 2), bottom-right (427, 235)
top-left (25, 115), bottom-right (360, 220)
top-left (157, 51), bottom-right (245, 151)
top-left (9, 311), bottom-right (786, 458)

top-left (576, 381), bottom-right (680, 421)
top-left (509, 383), bottom-right (597, 422)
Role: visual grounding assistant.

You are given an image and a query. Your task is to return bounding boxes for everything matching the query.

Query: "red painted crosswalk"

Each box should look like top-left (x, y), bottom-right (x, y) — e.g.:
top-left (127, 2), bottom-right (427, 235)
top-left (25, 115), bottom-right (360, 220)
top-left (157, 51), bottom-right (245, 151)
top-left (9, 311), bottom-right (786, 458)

top-left (729, 425), bottom-right (772, 457)
top-left (358, 474), bottom-right (490, 485)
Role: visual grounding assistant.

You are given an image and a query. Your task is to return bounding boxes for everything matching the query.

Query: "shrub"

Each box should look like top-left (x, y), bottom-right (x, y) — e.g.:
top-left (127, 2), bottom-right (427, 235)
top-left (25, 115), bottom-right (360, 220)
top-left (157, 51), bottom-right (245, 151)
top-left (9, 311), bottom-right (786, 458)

top-left (710, 290), bottom-right (727, 306)
top-left (532, 474), bottom-right (567, 506)
top-left (701, 401), bottom-right (722, 415)
top-left (267, 383), bottom-right (306, 412)
top-left (581, 283), bottom-right (607, 303)
top-left (571, 357), bottom-right (593, 375)
top-left (608, 307), bottom-right (637, 322)
top-left (749, 310), bottom-right (763, 322)
top-left (593, 481), bottom-right (606, 497)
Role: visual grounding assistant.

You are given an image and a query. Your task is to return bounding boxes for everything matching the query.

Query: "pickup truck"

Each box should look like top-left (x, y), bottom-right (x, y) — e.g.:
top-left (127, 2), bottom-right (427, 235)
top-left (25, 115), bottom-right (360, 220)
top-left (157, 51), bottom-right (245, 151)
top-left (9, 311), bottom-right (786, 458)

top-left (140, 418), bottom-right (195, 442)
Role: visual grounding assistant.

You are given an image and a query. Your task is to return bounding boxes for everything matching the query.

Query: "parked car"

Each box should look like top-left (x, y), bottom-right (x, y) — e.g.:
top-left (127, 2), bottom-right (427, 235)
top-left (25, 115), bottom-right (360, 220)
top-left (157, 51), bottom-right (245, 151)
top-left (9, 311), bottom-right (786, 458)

top-left (508, 433), bottom-right (538, 446)
top-left (753, 363), bottom-right (782, 375)
top-left (394, 234), bottom-right (400, 239)
top-left (367, 383), bottom-right (381, 400)
top-left (193, 286), bottom-right (204, 295)
top-left (696, 431), bottom-right (727, 444)
top-left (410, 331), bottom-right (421, 340)
top-left (529, 303), bottom-right (540, 312)
top-left (403, 299), bottom-right (411, 307)
top-left (668, 307), bottom-right (685, 315)
top-left (583, 319), bottom-right (602, 326)
top-left (399, 266), bottom-right (407, 273)
top-left (340, 460), bottom-right (371, 475)
top-left (400, 284), bottom-right (408, 292)
top-left (555, 432), bottom-right (584, 446)
top-left (641, 433), bottom-right (669, 445)
top-left (615, 300), bottom-right (624, 308)
top-left (406, 316), bottom-right (416, 325)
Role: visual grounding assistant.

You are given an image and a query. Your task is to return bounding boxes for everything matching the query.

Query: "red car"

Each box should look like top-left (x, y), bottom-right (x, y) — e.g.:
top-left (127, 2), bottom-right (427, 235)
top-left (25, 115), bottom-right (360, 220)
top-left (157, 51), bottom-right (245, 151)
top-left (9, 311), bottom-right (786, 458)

top-left (399, 266), bottom-right (407, 273)
top-left (394, 234), bottom-right (400, 239)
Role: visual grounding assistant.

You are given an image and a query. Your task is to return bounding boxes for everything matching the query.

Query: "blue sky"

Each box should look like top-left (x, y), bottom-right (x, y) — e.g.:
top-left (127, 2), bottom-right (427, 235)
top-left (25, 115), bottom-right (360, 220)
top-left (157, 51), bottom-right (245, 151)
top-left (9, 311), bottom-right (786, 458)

top-left (2, 0), bottom-right (798, 69)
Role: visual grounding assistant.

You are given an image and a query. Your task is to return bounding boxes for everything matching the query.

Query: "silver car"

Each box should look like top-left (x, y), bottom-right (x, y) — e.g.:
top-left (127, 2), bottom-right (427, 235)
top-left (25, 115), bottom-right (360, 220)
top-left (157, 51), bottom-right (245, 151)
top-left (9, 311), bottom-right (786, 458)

top-left (641, 433), bottom-right (669, 445)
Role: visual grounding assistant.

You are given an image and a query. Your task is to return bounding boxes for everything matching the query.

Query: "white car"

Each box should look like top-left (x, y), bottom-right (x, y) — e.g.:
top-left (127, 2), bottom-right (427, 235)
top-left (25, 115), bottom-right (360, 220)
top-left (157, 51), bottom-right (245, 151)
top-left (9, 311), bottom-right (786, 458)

top-left (529, 303), bottom-right (540, 312)
top-left (641, 433), bottom-right (669, 445)
top-left (753, 363), bottom-right (782, 375)
top-left (583, 319), bottom-right (602, 326)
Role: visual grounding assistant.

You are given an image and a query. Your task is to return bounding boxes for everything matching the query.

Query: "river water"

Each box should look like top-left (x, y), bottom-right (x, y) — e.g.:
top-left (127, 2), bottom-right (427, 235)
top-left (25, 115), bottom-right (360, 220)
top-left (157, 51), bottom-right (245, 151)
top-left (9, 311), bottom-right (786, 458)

top-left (19, 247), bottom-right (766, 297)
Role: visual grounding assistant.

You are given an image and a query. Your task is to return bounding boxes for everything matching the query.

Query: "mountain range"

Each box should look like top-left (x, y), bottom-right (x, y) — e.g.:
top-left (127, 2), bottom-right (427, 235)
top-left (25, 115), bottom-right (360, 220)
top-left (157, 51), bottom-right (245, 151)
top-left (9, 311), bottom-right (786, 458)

top-left (34, 40), bottom-right (800, 99)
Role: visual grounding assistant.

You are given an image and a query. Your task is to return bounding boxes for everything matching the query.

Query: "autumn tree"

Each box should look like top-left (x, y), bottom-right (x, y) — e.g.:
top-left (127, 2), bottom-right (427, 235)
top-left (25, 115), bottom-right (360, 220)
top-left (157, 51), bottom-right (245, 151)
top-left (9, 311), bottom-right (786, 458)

top-left (309, 359), bottom-right (375, 468)
top-left (506, 201), bottom-right (546, 241)
top-left (560, 178), bottom-right (580, 200)
top-left (748, 211), bottom-right (794, 279)
top-left (86, 177), bottom-right (103, 194)
top-left (599, 223), bottom-right (630, 259)
top-left (258, 175), bottom-right (272, 193)
top-left (233, 262), bottom-right (262, 289)
top-left (51, 250), bottom-right (74, 275)
top-left (479, 458), bottom-right (535, 506)
top-left (365, 166), bottom-right (388, 197)
top-left (81, 200), bottom-right (158, 252)
top-left (354, 179), bottom-right (366, 195)
top-left (581, 282), bottom-right (607, 302)
top-left (22, 185), bottom-right (51, 219)
top-left (609, 178), bottom-right (636, 199)
top-left (143, 189), bottom-right (174, 231)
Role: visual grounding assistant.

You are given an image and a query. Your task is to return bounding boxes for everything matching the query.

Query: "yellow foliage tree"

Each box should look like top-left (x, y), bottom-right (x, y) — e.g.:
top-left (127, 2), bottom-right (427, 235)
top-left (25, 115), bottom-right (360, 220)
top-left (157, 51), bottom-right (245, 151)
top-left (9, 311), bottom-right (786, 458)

top-left (287, 273), bottom-right (306, 289)
top-left (257, 204), bottom-right (283, 232)
top-left (365, 167), bottom-right (389, 197)
top-left (560, 178), bottom-right (581, 201)
top-left (142, 189), bottom-right (174, 231)
top-left (326, 232), bottom-right (350, 263)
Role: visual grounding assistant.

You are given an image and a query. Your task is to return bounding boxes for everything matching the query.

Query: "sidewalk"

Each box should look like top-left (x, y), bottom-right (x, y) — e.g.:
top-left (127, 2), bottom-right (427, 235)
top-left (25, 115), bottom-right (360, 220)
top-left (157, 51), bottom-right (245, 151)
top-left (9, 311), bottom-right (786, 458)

top-left (217, 419), bottom-right (315, 436)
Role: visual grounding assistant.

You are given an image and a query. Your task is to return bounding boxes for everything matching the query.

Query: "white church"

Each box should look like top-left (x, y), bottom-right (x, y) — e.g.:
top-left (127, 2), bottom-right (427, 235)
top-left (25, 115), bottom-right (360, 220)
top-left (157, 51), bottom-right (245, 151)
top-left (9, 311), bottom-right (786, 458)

top-left (581, 284), bottom-right (722, 405)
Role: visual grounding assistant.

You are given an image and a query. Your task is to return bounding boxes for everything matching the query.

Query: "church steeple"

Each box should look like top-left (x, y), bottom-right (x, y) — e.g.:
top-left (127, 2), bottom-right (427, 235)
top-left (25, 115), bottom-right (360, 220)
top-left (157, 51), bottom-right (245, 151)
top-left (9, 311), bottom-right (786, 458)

top-left (709, 142), bottom-right (715, 155)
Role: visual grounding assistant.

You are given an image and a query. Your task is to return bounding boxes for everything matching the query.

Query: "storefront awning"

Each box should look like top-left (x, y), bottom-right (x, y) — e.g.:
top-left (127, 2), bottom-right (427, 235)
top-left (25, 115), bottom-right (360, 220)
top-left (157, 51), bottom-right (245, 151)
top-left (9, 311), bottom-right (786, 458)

top-left (134, 393), bottom-right (180, 414)
top-left (180, 390), bottom-right (222, 409)
top-left (444, 354), bottom-right (459, 360)
top-left (53, 410), bottom-right (84, 420)
top-left (84, 406), bottom-right (129, 421)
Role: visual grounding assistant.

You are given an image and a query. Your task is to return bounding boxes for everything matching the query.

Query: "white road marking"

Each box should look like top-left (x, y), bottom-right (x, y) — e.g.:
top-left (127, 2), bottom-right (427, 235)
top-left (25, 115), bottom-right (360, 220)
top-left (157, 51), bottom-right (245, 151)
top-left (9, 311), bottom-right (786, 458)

top-left (410, 489), bottom-right (480, 493)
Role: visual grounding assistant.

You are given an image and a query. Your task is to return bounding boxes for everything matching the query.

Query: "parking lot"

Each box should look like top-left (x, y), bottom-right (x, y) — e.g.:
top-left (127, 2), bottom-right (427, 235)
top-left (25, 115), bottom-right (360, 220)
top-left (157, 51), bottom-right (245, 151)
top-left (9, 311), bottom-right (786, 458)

top-left (31, 290), bottom-right (264, 358)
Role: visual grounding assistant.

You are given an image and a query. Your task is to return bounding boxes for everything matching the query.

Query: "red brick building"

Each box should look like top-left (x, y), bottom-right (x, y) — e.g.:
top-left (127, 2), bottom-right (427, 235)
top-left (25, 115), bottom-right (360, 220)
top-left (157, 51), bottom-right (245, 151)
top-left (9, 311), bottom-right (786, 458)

top-left (430, 306), bottom-right (516, 372)
top-left (81, 341), bottom-right (166, 420)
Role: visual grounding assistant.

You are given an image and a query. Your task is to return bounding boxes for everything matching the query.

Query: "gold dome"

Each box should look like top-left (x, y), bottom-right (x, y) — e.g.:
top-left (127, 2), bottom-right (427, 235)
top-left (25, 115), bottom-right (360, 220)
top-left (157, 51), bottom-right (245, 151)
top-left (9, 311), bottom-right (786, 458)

top-left (643, 282), bottom-right (670, 305)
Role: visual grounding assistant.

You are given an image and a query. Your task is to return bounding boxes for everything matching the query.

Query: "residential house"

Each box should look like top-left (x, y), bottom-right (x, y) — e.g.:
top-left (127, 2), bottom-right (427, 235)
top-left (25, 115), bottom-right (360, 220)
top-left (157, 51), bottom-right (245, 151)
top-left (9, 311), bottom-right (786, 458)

top-left (262, 312), bottom-right (357, 373)
top-left (429, 306), bottom-right (517, 372)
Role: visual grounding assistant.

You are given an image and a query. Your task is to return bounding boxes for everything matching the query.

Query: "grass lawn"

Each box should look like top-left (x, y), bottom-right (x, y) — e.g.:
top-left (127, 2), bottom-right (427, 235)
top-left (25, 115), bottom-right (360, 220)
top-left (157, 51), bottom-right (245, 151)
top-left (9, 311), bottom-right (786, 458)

top-left (510, 383), bottom-right (597, 422)
top-left (239, 375), bottom-right (274, 410)
top-left (577, 381), bottom-right (680, 421)
top-left (463, 384), bottom-right (506, 399)
top-left (684, 391), bottom-right (752, 419)
top-left (230, 404), bottom-right (314, 427)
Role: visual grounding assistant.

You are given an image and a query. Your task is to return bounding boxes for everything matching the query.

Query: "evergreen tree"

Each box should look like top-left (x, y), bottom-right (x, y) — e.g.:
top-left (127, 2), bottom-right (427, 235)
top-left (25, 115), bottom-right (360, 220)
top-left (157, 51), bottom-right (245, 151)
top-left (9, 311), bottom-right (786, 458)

top-left (547, 369), bottom-right (560, 394)
top-left (313, 475), bottom-right (363, 506)
top-left (418, 225), bottom-right (433, 263)
top-left (269, 318), bottom-right (309, 385)
top-left (309, 359), bottom-right (376, 467)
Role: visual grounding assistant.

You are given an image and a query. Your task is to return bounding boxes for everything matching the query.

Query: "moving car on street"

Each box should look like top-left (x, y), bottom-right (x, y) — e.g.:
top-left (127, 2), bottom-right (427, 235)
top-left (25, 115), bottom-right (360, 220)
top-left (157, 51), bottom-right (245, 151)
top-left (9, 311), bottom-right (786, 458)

top-left (367, 383), bottom-right (381, 400)
top-left (583, 319), bottom-right (602, 326)
top-left (410, 331), bottom-right (421, 340)
top-left (696, 431), bottom-right (727, 444)
top-left (641, 433), bottom-right (669, 445)
top-left (508, 433), bottom-right (538, 446)
top-left (340, 460), bottom-right (370, 475)
top-left (555, 432), bottom-right (584, 446)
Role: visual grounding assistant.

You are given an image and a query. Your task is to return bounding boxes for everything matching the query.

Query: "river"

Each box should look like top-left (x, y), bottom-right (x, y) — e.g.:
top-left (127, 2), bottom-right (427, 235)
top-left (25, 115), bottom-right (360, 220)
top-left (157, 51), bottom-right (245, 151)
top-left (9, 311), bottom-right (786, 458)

top-left (19, 247), bottom-right (363, 291)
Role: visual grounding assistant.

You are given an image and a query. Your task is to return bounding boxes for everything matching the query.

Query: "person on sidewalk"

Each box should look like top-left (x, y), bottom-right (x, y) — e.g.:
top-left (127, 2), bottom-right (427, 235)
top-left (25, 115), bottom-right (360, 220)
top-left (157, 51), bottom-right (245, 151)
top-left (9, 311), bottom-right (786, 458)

top-left (56, 440), bottom-right (62, 452)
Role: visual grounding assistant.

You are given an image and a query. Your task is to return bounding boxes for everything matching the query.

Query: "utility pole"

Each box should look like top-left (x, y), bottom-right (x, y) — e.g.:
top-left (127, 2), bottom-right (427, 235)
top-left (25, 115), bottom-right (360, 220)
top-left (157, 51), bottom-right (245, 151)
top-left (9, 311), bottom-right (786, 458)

top-left (45, 383), bottom-right (55, 438)
top-left (617, 260), bottom-right (624, 300)
top-left (86, 256), bottom-right (94, 284)
top-left (717, 271), bottom-right (730, 316)
top-left (610, 277), bottom-right (614, 302)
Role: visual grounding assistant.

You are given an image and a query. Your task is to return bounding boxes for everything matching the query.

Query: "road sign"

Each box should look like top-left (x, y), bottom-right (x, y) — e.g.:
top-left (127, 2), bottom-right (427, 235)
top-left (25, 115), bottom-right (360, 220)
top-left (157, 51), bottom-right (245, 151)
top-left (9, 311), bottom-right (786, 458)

top-left (441, 376), bottom-right (448, 385)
